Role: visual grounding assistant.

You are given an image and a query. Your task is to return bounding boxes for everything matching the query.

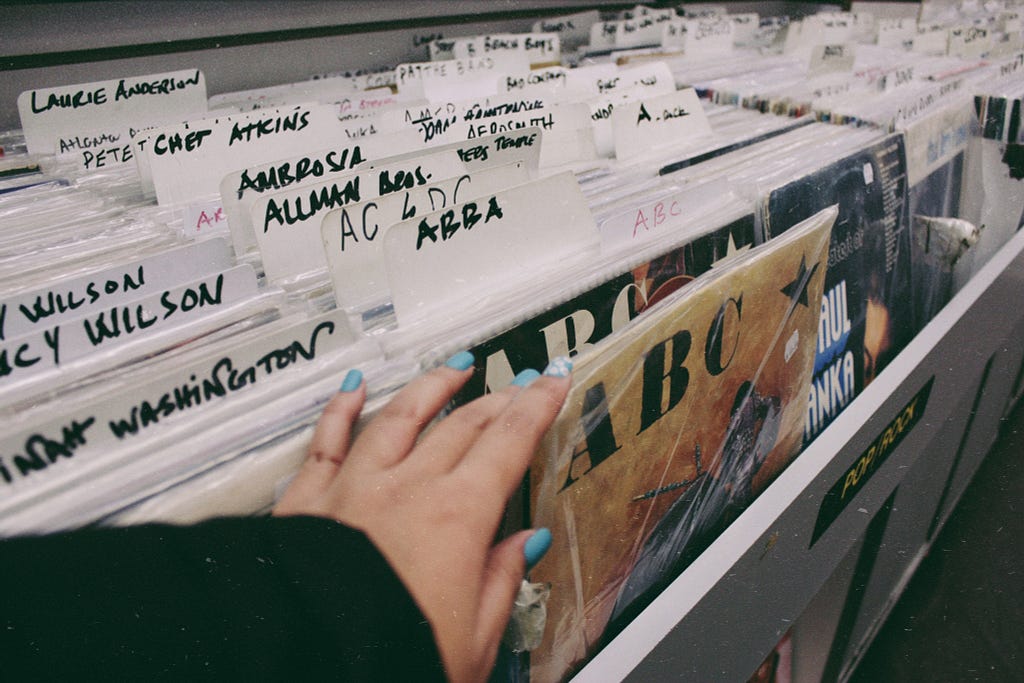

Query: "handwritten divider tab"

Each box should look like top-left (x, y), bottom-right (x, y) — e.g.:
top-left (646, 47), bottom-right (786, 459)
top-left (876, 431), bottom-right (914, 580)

top-left (675, 17), bottom-right (736, 57)
top-left (532, 10), bottom-right (602, 51)
top-left (876, 17), bottom-right (918, 49)
top-left (611, 88), bottom-right (712, 162)
top-left (0, 309), bottom-right (354, 508)
top-left (138, 104), bottom-right (344, 207)
top-left (207, 75), bottom-right (365, 112)
top-left (17, 69), bottom-right (207, 158)
top-left (503, 67), bottom-right (570, 97)
top-left (913, 26), bottom-right (951, 55)
top-left (229, 130), bottom-right (543, 264)
top-left (383, 172), bottom-right (598, 327)
top-left (730, 13), bottom-right (760, 46)
top-left (395, 54), bottom-right (531, 99)
top-left (321, 161), bottom-right (530, 315)
top-left (0, 238), bottom-right (232, 342)
top-left (808, 43), bottom-right (857, 77)
top-left (183, 199), bottom-right (229, 238)
top-left (452, 33), bottom-right (561, 68)
top-left (589, 21), bottom-right (620, 50)
top-left (947, 26), bottom-right (991, 59)
top-left (220, 142), bottom-right (371, 257)
top-left (0, 265), bottom-right (258, 387)
top-left (251, 151), bottom-right (468, 284)
top-left (378, 94), bottom-right (552, 147)
top-left (615, 12), bottom-right (675, 49)
top-left (597, 176), bottom-right (732, 250)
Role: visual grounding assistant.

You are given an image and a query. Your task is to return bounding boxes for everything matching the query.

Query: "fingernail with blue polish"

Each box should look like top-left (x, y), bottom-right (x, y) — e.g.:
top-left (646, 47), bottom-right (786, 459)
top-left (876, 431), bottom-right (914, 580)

top-left (445, 350), bottom-right (475, 371)
top-left (543, 356), bottom-right (573, 378)
top-left (524, 528), bottom-right (552, 570)
top-left (339, 369), bottom-right (363, 392)
top-left (512, 368), bottom-right (541, 388)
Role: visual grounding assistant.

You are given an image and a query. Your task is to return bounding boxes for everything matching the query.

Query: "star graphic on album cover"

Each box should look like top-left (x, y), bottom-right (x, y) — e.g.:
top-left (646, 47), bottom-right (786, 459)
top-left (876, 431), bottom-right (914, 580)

top-left (711, 233), bottom-right (752, 268)
top-left (780, 255), bottom-right (819, 308)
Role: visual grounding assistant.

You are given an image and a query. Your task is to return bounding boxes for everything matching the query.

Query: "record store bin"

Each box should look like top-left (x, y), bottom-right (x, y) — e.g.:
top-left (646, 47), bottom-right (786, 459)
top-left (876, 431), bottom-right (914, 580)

top-left (2, 2), bottom-right (1023, 681)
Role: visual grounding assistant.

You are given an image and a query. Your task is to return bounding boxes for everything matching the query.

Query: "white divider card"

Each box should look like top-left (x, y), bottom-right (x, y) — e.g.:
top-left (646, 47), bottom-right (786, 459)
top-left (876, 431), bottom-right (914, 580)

top-left (384, 97), bottom-right (591, 167)
top-left (17, 70), bottom-right (207, 158)
top-left (1001, 11), bottom-right (1021, 33)
top-left (325, 68), bottom-right (397, 92)
top-left (0, 238), bottom-right (232, 342)
top-left (207, 75), bottom-right (366, 112)
top-left (221, 142), bottom-right (371, 256)
top-left (0, 265), bottom-right (258, 387)
top-left (785, 14), bottom-right (855, 54)
top-left (598, 176), bottom-right (732, 250)
top-left (383, 172), bottom-right (599, 327)
top-left (378, 93), bottom-right (554, 146)
top-left (138, 104), bottom-right (344, 206)
top-left (680, 4), bottom-right (727, 17)
top-left (611, 88), bottom-right (712, 161)
top-left (947, 26), bottom-right (991, 58)
top-left (252, 151), bottom-right (469, 283)
top-left (592, 62), bottom-right (675, 98)
top-left (662, 20), bottom-right (688, 49)
top-left (503, 67), bottom-right (570, 97)
top-left (564, 63), bottom-right (620, 98)
top-left (321, 161), bottom-right (531, 313)
top-left (225, 130), bottom-right (543, 259)
top-left (183, 199), bottom-right (230, 238)
top-left (877, 17), bottom-right (918, 49)
top-left (452, 34), bottom-right (561, 67)
top-left (615, 12), bottom-right (677, 49)
top-left (395, 54), bottom-right (531, 99)
top-left (808, 44), bottom-right (857, 77)
top-left (730, 13), bottom-right (760, 45)
top-left (851, 10), bottom-right (877, 42)
top-left (811, 12), bottom-right (856, 43)
top-left (335, 91), bottom-right (410, 121)
top-left (664, 18), bottom-right (731, 53)
top-left (0, 309), bottom-right (354, 498)
top-left (913, 26), bottom-right (951, 55)
top-left (533, 10), bottom-right (602, 50)
top-left (588, 86), bottom-right (664, 157)
top-left (469, 102), bottom-right (595, 168)
top-left (590, 21), bottom-right (621, 50)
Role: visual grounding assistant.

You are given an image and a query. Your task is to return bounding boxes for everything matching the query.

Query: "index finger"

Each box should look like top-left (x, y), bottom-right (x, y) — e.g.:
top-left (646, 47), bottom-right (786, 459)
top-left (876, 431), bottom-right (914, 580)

top-left (454, 358), bottom-right (572, 498)
top-left (344, 351), bottom-right (476, 471)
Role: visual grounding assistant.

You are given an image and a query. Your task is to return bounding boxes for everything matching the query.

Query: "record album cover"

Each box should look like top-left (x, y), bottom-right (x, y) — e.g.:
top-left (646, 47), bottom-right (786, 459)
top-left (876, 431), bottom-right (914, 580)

top-left (453, 215), bottom-right (757, 406)
top-left (762, 134), bottom-right (913, 445)
top-left (527, 207), bottom-right (835, 682)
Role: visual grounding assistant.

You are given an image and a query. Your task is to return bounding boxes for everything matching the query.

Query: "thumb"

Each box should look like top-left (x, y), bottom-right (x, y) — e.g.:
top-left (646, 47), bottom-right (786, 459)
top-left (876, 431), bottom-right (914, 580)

top-left (474, 528), bottom-right (551, 662)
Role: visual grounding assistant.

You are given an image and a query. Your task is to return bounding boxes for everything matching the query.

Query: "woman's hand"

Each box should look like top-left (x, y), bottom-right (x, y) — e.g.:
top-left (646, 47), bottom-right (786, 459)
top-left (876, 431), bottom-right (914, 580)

top-left (274, 352), bottom-right (572, 682)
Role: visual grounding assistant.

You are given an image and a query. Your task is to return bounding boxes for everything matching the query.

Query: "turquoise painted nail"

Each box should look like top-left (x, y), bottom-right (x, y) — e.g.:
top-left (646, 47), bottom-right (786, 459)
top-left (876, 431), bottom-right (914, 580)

top-left (543, 356), bottom-right (573, 378)
top-left (445, 350), bottom-right (475, 371)
top-left (511, 368), bottom-right (541, 387)
top-left (524, 528), bottom-right (552, 570)
top-left (339, 369), bottom-right (363, 392)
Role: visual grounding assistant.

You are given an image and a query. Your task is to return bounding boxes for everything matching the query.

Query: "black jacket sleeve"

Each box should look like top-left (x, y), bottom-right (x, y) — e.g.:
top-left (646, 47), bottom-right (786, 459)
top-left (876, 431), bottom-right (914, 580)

top-left (0, 516), bottom-right (446, 682)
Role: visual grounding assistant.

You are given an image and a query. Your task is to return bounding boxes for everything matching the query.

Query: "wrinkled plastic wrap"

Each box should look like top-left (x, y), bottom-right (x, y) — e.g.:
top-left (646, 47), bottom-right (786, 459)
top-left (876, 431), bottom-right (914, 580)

top-left (526, 206), bottom-right (836, 682)
top-left (912, 215), bottom-right (981, 325)
top-left (504, 580), bottom-right (552, 654)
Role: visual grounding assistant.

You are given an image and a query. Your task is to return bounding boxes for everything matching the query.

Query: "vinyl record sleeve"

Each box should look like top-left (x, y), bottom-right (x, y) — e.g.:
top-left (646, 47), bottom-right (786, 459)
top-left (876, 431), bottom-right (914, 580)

top-left (451, 213), bottom-right (757, 405)
top-left (762, 134), bottom-right (913, 445)
top-left (527, 206), bottom-right (835, 682)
